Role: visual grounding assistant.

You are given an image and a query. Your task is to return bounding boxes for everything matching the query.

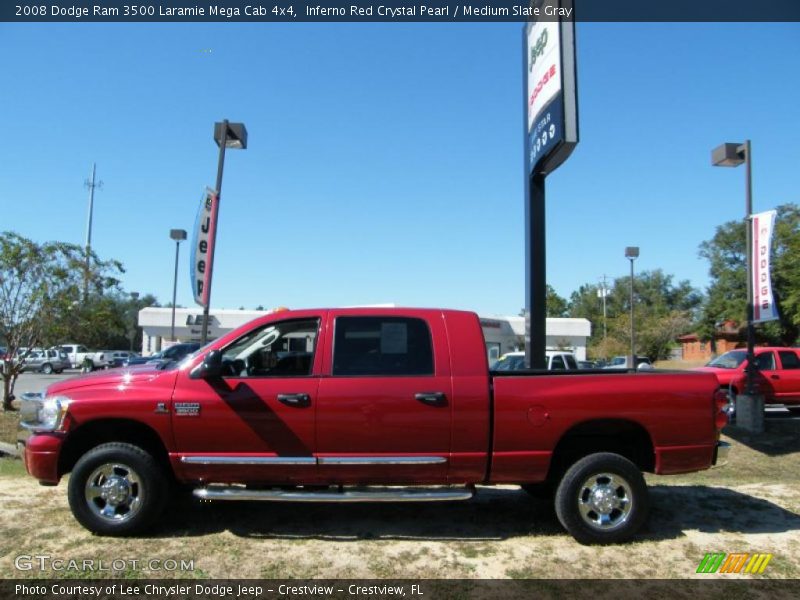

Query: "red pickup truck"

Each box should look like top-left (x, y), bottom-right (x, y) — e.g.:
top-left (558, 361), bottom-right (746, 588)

top-left (693, 347), bottom-right (800, 407)
top-left (21, 308), bottom-right (729, 544)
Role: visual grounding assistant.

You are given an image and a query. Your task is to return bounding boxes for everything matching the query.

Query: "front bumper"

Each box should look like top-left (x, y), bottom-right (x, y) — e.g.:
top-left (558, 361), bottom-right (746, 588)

top-left (712, 441), bottom-right (731, 468)
top-left (23, 434), bottom-right (63, 485)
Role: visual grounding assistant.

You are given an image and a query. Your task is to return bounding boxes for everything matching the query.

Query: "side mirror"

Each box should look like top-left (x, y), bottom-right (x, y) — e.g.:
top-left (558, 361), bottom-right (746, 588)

top-left (190, 349), bottom-right (223, 379)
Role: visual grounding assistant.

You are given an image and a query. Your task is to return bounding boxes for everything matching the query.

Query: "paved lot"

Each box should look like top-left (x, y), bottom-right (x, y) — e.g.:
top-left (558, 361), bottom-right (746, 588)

top-left (12, 370), bottom-right (85, 396)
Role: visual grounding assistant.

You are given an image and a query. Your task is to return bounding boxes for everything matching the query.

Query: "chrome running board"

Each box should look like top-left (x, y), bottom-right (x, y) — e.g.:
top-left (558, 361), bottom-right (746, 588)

top-left (193, 486), bottom-right (474, 503)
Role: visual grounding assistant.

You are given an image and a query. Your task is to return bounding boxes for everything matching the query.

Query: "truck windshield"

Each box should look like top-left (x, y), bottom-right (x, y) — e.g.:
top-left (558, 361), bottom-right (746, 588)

top-left (707, 350), bottom-right (747, 369)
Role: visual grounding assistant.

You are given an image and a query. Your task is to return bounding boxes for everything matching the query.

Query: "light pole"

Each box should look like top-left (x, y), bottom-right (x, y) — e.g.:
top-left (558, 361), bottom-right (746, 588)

top-left (711, 141), bottom-right (756, 395)
top-left (129, 292), bottom-right (140, 352)
top-left (201, 120), bottom-right (248, 345)
top-left (169, 229), bottom-right (187, 342)
top-left (625, 247), bottom-right (639, 370)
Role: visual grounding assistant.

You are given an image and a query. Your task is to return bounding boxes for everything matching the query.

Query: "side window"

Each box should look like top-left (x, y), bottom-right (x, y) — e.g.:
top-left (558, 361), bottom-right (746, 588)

top-left (221, 318), bottom-right (319, 377)
top-left (550, 355), bottom-right (566, 370)
top-left (779, 351), bottom-right (800, 370)
top-left (755, 352), bottom-right (776, 371)
top-left (333, 316), bottom-right (434, 376)
top-left (78, 346), bottom-right (88, 353)
top-left (565, 355), bottom-right (578, 369)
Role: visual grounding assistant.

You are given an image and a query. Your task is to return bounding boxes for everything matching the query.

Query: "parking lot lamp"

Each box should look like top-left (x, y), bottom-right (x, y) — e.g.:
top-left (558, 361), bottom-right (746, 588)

top-left (625, 247), bottom-right (639, 370)
top-left (169, 229), bottom-right (187, 342)
top-left (711, 141), bottom-right (756, 396)
top-left (201, 120), bottom-right (248, 345)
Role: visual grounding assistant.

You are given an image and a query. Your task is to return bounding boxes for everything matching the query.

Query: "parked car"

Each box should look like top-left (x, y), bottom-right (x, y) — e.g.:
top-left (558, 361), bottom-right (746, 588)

top-left (20, 307), bottom-right (727, 544)
top-left (103, 351), bottom-right (139, 368)
top-left (693, 347), bottom-right (800, 407)
top-left (124, 342), bottom-right (201, 367)
top-left (604, 356), bottom-right (654, 371)
top-left (491, 350), bottom-right (579, 371)
top-left (19, 348), bottom-right (70, 374)
top-left (578, 360), bottom-right (597, 369)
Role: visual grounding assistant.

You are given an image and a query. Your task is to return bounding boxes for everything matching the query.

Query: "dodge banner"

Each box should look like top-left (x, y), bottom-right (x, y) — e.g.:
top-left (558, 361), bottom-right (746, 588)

top-left (752, 209), bottom-right (779, 323)
top-left (190, 188), bottom-right (219, 307)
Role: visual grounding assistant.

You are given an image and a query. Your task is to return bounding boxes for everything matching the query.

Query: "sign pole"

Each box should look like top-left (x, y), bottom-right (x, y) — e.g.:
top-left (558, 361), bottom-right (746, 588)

top-left (523, 0), bottom-right (578, 369)
top-left (526, 172), bottom-right (548, 369)
top-left (201, 122), bottom-right (228, 345)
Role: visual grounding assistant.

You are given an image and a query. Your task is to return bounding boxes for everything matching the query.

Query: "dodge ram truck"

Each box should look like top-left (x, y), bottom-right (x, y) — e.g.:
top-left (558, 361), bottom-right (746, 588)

top-left (20, 308), bottom-right (730, 544)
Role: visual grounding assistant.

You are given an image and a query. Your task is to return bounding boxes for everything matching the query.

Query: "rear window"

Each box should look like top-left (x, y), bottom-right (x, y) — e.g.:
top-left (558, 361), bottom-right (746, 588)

top-left (333, 316), bottom-right (434, 376)
top-left (779, 351), bottom-right (800, 370)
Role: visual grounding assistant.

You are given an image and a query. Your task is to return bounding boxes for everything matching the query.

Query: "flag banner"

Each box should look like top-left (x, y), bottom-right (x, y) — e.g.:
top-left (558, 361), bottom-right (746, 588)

top-left (190, 188), bottom-right (219, 307)
top-left (752, 209), bottom-right (779, 323)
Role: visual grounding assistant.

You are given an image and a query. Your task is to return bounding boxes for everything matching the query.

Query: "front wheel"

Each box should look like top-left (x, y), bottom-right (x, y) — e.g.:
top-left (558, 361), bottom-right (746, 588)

top-left (41, 363), bottom-right (53, 375)
top-left (67, 443), bottom-right (168, 536)
top-left (554, 452), bottom-right (649, 545)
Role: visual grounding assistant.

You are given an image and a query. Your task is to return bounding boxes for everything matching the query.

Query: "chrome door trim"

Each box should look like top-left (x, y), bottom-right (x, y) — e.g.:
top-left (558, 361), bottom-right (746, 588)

top-left (180, 456), bottom-right (316, 466)
top-left (317, 456), bottom-right (447, 466)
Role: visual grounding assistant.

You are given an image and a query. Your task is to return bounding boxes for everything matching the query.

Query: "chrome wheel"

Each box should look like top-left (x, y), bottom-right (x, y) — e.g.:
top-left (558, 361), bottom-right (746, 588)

top-left (84, 463), bottom-right (144, 523)
top-left (577, 472), bottom-right (633, 531)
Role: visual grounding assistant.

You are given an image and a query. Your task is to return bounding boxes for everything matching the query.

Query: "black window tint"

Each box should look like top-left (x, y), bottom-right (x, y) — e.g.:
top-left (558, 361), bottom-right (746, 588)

top-left (755, 352), bottom-right (776, 370)
top-left (333, 317), bottom-right (434, 376)
top-left (565, 355), bottom-right (578, 369)
top-left (779, 351), bottom-right (800, 370)
top-left (551, 355), bottom-right (566, 370)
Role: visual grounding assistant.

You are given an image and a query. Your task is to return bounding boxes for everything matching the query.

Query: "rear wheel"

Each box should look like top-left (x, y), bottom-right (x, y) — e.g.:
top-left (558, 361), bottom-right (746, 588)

top-left (68, 443), bottom-right (168, 536)
top-left (554, 452), bottom-right (648, 545)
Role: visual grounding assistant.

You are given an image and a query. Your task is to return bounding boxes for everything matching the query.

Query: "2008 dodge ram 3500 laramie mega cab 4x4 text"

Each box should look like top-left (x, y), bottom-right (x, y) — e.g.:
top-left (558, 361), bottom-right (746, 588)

top-left (21, 308), bottom-right (730, 544)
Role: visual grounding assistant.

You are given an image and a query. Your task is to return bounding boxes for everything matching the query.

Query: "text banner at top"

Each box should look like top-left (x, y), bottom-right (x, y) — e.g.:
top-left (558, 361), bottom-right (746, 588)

top-left (3, 0), bottom-right (800, 22)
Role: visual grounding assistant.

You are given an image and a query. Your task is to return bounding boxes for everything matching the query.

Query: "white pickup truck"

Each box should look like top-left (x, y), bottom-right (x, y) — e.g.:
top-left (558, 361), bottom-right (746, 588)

top-left (59, 344), bottom-right (109, 370)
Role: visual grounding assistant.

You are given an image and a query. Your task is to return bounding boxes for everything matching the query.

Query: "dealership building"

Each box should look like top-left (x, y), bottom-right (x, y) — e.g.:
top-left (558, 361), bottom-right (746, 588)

top-left (138, 307), bottom-right (591, 362)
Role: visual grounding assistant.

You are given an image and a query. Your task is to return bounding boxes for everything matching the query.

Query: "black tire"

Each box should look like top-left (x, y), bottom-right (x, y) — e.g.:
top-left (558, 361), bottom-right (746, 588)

top-left (41, 363), bottom-right (53, 375)
top-left (68, 442), bottom-right (168, 536)
top-left (554, 452), bottom-right (649, 545)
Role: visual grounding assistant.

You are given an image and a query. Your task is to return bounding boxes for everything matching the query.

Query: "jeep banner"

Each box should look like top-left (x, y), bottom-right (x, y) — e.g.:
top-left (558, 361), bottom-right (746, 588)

top-left (752, 209), bottom-right (779, 323)
top-left (190, 188), bottom-right (219, 307)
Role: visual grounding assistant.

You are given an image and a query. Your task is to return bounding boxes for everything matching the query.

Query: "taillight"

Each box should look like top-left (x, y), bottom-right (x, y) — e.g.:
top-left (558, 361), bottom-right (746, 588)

top-left (714, 389), bottom-right (731, 430)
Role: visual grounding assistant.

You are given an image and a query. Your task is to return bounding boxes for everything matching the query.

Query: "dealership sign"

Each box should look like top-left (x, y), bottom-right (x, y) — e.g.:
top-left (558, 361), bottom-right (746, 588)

top-left (190, 188), bottom-right (219, 307)
top-left (526, 0), bottom-right (578, 175)
top-left (752, 209), bottom-right (779, 323)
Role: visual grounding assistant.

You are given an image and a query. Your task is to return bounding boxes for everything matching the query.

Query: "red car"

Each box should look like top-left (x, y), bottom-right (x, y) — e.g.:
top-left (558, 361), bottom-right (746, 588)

top-left (693, 347), bottom-right (800, 407)
top-left (20, 308), bottom-right (727, 544)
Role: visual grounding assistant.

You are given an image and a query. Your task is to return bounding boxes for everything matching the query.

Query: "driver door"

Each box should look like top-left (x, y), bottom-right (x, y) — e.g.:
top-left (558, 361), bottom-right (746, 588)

top-left (172, 311), bottom-right (326, 485)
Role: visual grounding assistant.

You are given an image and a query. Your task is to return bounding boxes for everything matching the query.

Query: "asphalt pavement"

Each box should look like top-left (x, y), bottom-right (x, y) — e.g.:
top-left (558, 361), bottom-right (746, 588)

top-left (12, 370), bottom-right (81, 397)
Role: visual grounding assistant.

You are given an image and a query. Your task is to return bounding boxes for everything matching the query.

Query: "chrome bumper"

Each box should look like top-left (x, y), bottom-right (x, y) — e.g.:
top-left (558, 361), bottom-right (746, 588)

top-left (713, 441), bottom-right (731, 467)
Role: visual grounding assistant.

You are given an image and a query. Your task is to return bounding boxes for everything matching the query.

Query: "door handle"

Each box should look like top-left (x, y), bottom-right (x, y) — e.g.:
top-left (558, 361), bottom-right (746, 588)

top-left (277, 393), bottom-right (311, 407)
top-left (415, 392), bottom-right (447, 406)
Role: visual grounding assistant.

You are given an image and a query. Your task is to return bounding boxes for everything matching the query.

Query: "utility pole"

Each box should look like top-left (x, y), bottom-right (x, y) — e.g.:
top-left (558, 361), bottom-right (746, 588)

top-left (84, 163), bottom-right (103, 301)
top-left (597, 275), bottom-right (609, 353)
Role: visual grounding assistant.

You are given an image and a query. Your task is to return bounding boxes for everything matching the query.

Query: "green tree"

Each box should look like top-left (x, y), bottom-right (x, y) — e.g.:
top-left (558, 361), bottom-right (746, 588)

top-left (546, 284), bottom-right (568, 318)
top-left (698, 203), bottom-right (800, 346)
top-left (568, 270), bottom-right (701, 361)
top-left (0, 232), bottom-right (123, 410)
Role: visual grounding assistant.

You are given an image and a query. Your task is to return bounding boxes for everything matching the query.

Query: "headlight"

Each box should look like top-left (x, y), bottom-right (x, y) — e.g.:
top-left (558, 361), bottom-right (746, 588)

top-left (20, 395), bottom-right (71, 432)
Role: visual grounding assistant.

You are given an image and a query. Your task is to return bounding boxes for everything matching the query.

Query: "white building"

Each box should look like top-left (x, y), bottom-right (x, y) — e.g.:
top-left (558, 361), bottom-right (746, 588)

top-left (138, 307), bottom-right (591, 362)
top-left (479, 316), bottom-right (591, 362)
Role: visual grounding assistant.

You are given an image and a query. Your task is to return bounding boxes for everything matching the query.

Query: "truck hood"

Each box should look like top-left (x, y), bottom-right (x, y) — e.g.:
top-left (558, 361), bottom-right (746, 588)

top-left (45, 364), bottom-right (172, 396)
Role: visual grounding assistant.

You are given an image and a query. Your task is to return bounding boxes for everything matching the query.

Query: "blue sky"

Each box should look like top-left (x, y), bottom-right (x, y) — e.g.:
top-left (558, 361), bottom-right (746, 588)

top-left (1, 22), bottom-right (798, 316)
